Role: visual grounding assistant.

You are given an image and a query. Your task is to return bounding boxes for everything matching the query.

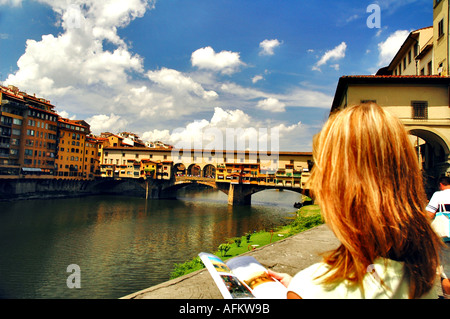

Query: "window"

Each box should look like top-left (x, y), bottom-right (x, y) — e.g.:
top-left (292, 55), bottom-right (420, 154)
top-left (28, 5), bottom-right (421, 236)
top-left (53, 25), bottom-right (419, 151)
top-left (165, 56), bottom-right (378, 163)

top-left (403, 57), bottom-right (407, 70)
top-left (412, 101), bottom-right (428, 120)
top-left (438, 19), bottom-right (444, 38)
top-left (361, 99), bottom-right (377, 104)
top-left (439, 62), bottom-right (444, 75)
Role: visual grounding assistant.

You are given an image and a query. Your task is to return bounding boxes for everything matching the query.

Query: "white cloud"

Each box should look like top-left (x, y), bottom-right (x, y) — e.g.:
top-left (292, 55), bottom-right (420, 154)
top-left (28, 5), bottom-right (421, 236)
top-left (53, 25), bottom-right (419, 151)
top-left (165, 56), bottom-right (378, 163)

top-left (312, 42), bottom-right (347, 71)
top-left (210, 107), bottom-right (251, 127)
top-left (377, 30), bottom-right (410, 66)
top-left (86, 113), bottom-right (128, 135)
top-left (141, 128), bottom-right (171, 142)
top-left (257, 98), bottom-right (286, 112)
top-left (58, 110), bottom-right (76, 120)
top-left (147, 67), bottom-right (218, 100)
top-left (259, 39), bottom-right (282, 56)
top-left (219, 82), bottom-right (332, 109)
top-left (191, 46), bottom-right (244, 75)
top-left (141, 107), bottom-right (303, 152)
top-left (5, 1), bottom-right (149, 97)
top-left (0, 0), bottom-right (22, 6)
top-left (252, 75), bottom-right (263, 83)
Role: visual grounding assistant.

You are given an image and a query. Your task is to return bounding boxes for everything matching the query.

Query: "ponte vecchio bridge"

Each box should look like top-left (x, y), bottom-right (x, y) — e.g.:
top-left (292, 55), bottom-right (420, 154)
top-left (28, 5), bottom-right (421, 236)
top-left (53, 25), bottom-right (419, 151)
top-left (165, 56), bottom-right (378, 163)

top-left (99, 148), bottom-right (313, 205)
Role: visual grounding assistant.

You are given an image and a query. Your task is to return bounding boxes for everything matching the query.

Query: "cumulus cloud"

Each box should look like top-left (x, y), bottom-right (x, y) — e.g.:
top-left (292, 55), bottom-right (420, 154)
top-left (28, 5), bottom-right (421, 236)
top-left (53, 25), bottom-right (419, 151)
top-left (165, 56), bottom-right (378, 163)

top-left (191, 46), bottom-right (245, 75)
top-left (141, 107), bottom-right (303, 152)
top-left (257, 98), bottom-right (286, 112)
top-left (259, 39), bottom-right (282, 56)
top-left (147, 67), bottom-right (218, 100)
top-left (377, 30), bottom-right (410, 66)
top-left (252, 75), bottom-right (264, 83)
top-left (219, 82), bottom-right (332, 109)
top-left (58, 110), bottom-right (76, 120)
top-left (312, 41), bottom-right (347, 71)
top-left (4, 1), bottom-right (152, 110)
top-left (0, 0), bottom-right (22, 6)
top-left (86, 113), bottom-right (128, 135)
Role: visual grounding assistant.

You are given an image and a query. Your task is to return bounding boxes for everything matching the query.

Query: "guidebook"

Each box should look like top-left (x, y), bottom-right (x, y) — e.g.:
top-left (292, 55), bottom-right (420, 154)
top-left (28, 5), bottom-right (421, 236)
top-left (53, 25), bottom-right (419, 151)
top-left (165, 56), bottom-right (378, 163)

top-left (198, 252), bottom-right (287, 299)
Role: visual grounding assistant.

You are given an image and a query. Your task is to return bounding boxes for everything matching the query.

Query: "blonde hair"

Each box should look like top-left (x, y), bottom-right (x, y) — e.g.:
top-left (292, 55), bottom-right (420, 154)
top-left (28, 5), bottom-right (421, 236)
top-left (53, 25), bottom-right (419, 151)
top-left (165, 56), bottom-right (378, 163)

top-left (309, 103), bottom-right (442, 298)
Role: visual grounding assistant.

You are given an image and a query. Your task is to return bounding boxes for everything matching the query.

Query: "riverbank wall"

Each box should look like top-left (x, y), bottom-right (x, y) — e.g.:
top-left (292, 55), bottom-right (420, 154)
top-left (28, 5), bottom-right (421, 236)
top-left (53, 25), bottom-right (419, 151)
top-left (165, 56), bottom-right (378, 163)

top-left (0, 177), bottom-right (146, 201)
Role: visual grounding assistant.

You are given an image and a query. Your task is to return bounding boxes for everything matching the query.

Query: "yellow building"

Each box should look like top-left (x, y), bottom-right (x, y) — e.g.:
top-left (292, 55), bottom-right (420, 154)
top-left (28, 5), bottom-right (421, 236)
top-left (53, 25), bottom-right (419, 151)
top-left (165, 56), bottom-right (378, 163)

top-left (331, 0), bottom-right (450, 193)
top-left (332, 75), bottom-right (450, 192)
top-left (376, 1), bottom-right (450, 77)
top-left (84, 136), bottom-right (102, 179)
top-left (55, 118), bottom-right (91, 179)
top-left (433, 0), bottom-right (450, 76)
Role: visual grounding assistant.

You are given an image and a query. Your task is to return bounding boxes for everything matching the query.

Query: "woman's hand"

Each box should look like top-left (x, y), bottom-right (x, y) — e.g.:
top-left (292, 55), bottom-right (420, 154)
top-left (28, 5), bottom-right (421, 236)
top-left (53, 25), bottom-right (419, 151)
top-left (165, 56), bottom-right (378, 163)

top-left (267, 269), bottom-right (293, 288)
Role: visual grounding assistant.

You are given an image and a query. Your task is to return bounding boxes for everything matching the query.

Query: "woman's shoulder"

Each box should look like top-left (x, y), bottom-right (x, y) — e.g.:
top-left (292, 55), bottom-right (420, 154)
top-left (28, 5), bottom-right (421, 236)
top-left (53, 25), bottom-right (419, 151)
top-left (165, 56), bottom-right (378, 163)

top-left (287, 258), bottom-right (416, 299)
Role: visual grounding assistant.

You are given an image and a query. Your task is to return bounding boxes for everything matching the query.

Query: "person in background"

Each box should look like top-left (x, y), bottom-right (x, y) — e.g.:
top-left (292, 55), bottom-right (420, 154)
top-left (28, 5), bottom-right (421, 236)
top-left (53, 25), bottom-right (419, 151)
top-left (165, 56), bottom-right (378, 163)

top-left (269, 103), bottom-right (442, 299)
top-left (426, 175), bottom-right (450, 299)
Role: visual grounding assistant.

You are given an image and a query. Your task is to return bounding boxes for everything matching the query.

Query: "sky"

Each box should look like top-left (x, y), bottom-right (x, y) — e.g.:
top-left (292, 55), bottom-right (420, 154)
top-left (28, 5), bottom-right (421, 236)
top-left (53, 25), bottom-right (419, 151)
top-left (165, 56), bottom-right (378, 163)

top-left (0, 0), bottom-right (432, 151)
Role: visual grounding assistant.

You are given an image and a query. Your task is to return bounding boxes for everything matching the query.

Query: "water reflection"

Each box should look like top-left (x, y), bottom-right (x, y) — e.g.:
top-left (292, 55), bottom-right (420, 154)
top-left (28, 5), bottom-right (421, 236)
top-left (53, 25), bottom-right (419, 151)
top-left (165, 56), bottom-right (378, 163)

top-left (0, 187), bottom-right (301, 298)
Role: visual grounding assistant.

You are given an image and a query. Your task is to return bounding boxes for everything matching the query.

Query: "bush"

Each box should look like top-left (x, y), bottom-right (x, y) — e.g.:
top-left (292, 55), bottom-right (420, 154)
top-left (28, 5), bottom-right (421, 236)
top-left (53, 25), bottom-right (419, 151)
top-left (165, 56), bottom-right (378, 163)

top-left (288, 212), bottom-right (323, 236)
top-left (169, 256), bottom-right (204, 279)
top-left (218, 243), bottom-right (231, 256)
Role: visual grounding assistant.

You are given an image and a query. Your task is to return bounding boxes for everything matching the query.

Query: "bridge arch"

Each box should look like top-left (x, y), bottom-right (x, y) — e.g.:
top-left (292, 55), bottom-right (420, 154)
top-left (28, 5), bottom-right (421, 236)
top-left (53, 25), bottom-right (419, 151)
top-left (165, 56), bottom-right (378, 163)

top-left (187, 164), bottom-right (201, 177)
top-left (407, 126), bottom-right (450, 180)
top-left (174, 163), bottom-right (186, 176)
top-left (202, 164), bottom-right (216, 178)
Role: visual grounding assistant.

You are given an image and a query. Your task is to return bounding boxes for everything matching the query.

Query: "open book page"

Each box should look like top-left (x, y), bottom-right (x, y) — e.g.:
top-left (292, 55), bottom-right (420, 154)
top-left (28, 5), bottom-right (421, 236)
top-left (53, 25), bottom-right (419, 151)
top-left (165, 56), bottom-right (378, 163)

top-left (226, 256), bottom-right (287, 299)
top-left (199, 253), bottom-right (255, 299)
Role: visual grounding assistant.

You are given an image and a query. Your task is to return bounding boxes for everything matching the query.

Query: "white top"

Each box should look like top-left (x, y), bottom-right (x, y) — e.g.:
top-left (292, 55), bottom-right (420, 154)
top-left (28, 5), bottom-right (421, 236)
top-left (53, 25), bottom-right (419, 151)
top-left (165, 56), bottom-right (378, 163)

top-left (287, 257), bottom-right (434, 299)
top-left (426, 188), bottom-right (450, 214)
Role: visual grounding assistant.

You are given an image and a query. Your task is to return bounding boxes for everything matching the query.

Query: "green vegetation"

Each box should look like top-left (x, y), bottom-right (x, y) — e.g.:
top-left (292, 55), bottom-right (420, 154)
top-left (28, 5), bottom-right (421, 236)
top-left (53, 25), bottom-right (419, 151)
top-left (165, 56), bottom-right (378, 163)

top-left (169, 204), bottom-right (323, 279)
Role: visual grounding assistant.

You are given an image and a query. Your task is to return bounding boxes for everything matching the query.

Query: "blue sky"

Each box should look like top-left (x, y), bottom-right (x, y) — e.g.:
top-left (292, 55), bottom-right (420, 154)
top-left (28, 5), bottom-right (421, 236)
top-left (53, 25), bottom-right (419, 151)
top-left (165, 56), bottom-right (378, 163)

top-left (0, 0), bottom-right (432, 151)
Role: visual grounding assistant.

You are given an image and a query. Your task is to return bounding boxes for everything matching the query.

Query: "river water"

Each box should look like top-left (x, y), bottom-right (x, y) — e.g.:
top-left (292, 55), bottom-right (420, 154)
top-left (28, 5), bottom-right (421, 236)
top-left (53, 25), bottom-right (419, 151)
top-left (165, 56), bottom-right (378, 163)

top-left (0, 187), bottom-right (301, 299)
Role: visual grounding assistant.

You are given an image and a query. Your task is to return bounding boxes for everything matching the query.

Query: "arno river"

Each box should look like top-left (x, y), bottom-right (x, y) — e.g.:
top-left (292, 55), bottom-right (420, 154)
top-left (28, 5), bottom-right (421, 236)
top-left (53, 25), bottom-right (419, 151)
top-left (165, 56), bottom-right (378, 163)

top-left (0, 186), bottom-right (301, 299)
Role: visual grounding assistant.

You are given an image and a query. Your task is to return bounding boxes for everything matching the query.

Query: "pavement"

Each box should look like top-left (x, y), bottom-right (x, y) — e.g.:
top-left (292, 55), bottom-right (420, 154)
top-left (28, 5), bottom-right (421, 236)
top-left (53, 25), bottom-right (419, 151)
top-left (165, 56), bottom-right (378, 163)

top-left (121, 224), bottom-right (443, 299)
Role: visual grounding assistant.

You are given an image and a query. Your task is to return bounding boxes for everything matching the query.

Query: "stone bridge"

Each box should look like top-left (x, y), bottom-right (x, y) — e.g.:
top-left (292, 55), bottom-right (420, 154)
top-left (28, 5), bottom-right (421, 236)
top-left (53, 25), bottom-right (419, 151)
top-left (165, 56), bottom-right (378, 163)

top-left (89, 176), bottom-right (307, 206)
top-left (171, 176), bottom-right (305, 205)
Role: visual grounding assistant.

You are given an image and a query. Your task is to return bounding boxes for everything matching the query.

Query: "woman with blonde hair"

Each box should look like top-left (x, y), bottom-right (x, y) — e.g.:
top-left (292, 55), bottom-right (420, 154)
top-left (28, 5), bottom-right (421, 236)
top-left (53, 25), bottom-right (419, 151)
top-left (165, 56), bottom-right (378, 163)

top-left (269, 103), bottom-right (442, 299)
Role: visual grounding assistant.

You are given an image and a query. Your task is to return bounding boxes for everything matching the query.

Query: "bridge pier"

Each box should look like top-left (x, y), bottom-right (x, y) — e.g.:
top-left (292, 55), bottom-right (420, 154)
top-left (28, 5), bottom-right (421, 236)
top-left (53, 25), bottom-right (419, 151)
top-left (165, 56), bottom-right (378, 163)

top-left (227, 184), bottom-right (252, 206)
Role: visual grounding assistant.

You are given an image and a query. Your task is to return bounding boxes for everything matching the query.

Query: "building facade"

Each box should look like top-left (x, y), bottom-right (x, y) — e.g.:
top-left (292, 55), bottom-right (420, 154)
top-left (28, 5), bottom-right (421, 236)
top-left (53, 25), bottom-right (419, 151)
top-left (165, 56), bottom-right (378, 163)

top-left (0, 85), bottom-right (59, 177)
top-left (331, 1), bottom-right (450, 191)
